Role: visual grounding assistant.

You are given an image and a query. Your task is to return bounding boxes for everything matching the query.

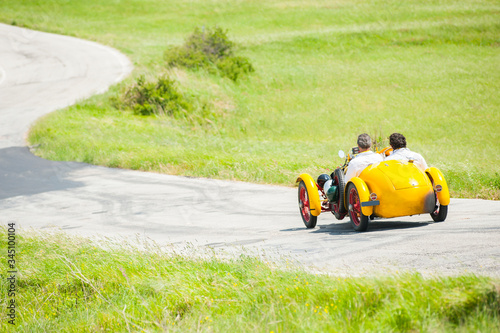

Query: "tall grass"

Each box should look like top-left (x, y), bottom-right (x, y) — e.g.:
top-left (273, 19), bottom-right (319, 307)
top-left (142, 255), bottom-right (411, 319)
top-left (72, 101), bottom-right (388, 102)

top-left (1, 228), bottom-right (499, 332)
top-left (1, 0), bottom-right (499, 198)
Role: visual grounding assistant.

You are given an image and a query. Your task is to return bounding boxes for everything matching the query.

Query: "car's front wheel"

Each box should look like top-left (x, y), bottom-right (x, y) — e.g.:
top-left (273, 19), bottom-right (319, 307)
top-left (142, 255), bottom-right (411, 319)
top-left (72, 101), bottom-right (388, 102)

top-left (298, 181), bottom-right (317, 228)
top-left (347, 183), bottom-right (369, 231)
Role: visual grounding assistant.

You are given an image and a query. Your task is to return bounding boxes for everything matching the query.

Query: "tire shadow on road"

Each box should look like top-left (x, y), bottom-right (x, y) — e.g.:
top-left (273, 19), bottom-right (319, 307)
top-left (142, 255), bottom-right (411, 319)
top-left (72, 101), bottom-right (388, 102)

top-left (282, 220), bottom-right (432, 235)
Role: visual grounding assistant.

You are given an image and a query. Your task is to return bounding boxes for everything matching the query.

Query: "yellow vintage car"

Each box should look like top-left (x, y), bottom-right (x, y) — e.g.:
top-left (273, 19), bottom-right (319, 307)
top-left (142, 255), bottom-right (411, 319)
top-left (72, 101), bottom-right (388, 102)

top-left (296, 147), bottom-right (450, 231)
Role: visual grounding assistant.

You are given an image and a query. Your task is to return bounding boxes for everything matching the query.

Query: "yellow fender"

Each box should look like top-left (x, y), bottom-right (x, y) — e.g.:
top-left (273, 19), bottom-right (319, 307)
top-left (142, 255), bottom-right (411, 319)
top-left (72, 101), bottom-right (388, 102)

top-left (347, 177), bottom-right (374, 217)
top-left (296, 173), bottom-right (322, 216)
top-left (425, 167), bottom-right (450, 206)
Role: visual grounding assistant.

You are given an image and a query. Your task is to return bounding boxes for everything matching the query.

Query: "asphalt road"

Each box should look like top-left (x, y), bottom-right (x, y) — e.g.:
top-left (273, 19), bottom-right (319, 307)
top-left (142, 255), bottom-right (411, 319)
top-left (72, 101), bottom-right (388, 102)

top-left (1, 23), bottom-right (499, 277)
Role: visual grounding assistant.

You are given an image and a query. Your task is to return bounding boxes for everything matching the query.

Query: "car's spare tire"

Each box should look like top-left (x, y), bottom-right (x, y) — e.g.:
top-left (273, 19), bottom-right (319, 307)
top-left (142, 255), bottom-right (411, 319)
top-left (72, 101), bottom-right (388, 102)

top-left (332, 168), bottom-right (347, 219)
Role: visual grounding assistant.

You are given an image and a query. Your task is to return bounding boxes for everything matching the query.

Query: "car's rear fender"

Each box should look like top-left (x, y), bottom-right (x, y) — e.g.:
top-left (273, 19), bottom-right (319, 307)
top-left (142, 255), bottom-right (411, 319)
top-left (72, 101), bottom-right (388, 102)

top-left (425, 167), bottom-right (450, 206)
top-left (346, 177), bottom-right (374, 217)
top-left (296, 173), bottom-right (322, 216)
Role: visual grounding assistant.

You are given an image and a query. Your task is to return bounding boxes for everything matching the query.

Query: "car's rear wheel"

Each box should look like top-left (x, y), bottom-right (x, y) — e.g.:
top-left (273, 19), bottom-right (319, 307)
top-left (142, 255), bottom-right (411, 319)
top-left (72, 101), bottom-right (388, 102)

top-left (431, 202), bottom-right (448, 222)
top-left (429, 179), bottom-right (448, 222)
top-left (298, 181), bottom-right (317, 228)
top-left (347, 183), bottom-right (369, 231)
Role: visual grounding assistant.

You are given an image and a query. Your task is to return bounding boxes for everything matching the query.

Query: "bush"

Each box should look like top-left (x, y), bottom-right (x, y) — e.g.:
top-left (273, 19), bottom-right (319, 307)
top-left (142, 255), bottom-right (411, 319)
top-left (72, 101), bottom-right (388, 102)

top-left (216, 56), bottom-right (255, 82)
top-left (112, 75), bottom-right (222, 127)
top-left (120, 76), bottom-right (192, 116)
top-left (165, 26), bottom-right (254, 81)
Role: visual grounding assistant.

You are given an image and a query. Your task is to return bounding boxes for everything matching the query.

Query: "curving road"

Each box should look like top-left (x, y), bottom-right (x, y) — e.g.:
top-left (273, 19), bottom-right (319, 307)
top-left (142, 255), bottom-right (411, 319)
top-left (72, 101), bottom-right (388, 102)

top-left (1, 23), bottom-right (499, 276)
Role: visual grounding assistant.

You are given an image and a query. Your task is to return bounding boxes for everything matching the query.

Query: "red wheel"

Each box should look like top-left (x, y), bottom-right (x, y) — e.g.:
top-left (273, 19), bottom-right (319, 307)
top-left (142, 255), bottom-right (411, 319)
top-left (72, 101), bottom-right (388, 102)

top-left (298, 181), bottom-right (317, 228)
top-left (347, 183), bottom-right (369, 231)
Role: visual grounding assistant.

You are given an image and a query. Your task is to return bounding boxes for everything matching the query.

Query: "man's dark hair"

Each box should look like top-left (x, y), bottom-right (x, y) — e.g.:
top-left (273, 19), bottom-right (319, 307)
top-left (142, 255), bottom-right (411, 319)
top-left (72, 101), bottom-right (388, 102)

top-left (357, 133), bottom-right (372, 149)
top-left (389, 133), bottom-right (407, 149)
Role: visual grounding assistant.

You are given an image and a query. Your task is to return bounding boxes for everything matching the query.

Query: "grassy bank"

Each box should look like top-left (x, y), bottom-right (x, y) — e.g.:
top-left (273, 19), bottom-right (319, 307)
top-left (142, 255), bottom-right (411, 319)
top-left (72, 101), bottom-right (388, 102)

top-left (1, 0), bottom-right (499, 198)
top-left (1, 228), bottom-right (499, 332)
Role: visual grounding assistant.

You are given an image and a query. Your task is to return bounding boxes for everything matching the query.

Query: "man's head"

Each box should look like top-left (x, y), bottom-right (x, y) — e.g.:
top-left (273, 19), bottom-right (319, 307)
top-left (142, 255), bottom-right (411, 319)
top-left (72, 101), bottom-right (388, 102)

top-left (389, 133), bottom-right (407, 150)
top-left (357, 133), bottom-right (372, 152)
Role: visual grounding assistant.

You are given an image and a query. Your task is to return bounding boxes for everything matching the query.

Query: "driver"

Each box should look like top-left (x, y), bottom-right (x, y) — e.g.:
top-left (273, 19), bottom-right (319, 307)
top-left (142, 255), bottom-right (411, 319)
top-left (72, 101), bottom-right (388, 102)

top-left (323, 133), bottom-right (383, 195)
top-left (384, 133), bottom-right (428, 172)
top-left (344, 133), bottom-right (383, 182)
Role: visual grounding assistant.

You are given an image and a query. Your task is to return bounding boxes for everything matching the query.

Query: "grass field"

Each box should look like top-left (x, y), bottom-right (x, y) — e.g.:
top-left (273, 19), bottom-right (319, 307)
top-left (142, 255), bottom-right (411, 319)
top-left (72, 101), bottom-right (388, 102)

top-left (1, 0), bottom-right (499, 198)
top-left (1, 228), bottom-right (499, 332)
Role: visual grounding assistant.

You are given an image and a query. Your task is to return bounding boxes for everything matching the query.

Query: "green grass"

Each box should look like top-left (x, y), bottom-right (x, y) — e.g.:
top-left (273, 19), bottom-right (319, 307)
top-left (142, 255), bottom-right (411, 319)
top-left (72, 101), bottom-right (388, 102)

top-left (1, 227), bottom-right (499, 332)
top-left (1, 0), bottom-right (500, 198)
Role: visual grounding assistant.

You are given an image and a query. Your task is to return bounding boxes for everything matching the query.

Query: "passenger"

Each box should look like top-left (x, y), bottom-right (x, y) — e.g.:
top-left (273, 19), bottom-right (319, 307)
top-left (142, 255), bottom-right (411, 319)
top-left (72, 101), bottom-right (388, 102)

top-left (344, 133), bottom-right (383, 182)
top-left (385, 133), bottom-right (428, 172)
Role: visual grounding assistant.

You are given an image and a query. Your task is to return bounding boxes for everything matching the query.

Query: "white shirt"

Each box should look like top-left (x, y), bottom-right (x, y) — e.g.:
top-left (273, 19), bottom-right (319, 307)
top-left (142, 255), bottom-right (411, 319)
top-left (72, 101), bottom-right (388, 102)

top-left (384, 148), bottom-right (428, 172)
top-left (345, 151), bottom-right (383, 182)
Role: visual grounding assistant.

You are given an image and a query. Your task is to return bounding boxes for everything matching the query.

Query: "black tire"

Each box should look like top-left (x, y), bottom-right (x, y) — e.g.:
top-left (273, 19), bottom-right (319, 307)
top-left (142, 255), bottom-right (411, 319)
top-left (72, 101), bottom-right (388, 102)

top-left (428, 176), bottom-right (448, 222)
top-left (347, 183), bottom-right (370, 232)
top-left (431, 203), bottom-right (448, 222)
top-left (298, 181), bottom-right (317, 228)
top-left (332, 168), bottom-right (347, 219)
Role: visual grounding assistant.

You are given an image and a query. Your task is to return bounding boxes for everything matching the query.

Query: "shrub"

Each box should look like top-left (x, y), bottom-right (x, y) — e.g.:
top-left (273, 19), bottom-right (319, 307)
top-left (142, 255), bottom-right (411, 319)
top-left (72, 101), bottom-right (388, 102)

top-left (112, 75), bottom-right (222, 127)
top-left (120, 75), bottom-right (192, 116)
top-left (165, 26), bottom-right (254, 81)
top-left (216, 56), bottom-right (255, 82)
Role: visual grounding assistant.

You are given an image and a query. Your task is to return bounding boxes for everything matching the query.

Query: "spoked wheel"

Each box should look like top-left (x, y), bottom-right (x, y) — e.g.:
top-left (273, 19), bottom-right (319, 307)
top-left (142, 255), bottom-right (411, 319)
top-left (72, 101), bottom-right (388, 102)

top-left (347, 183), bottom-right (369, 232)
top-left (332, 168), bottom-right (347, 220)
top-left (298, 181), bottom-right (317, 228)
top-left (431, 201), bottom-right (448, 222)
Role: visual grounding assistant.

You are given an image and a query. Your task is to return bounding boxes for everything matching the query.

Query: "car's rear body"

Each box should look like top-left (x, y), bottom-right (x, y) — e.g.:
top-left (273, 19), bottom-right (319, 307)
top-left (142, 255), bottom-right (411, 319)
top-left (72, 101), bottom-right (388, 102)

top-left (354, 160), bottom-right (436, 218)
